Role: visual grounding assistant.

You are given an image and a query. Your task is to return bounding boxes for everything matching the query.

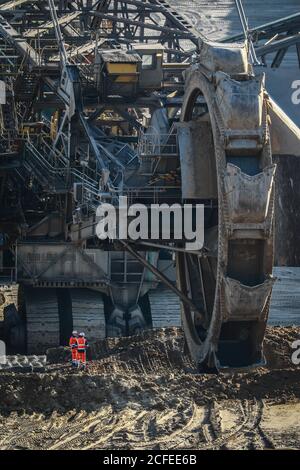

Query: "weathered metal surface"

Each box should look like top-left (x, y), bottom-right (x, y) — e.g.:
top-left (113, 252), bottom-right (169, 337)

top-left (149, 286), bottom-right (181, 328)
top-left (106, 306), bottom-right (126, 337)
top-left (223, 276), bottom-right (275, 321)
top-left (70, 289), bottom-right (106, 342)
top-left (25, 288), bottom-right (60, 354)
top-left (215, 73), bottom-right (264, 149)
top-left (198, 38), bottom-right (248, 74)
top-left (177, 121), bottom-right (217, 199)
top-left (17, 244), bottom-right (109, 286)
top-left (128, 304), bottom-right (147, 335)
top-left (224, 163), bottom-right (276, 224)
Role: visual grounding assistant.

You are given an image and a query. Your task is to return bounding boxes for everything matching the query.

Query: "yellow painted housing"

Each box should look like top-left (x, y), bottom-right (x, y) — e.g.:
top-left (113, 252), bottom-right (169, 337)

top-left (106, 63), bottom-right (138, 83)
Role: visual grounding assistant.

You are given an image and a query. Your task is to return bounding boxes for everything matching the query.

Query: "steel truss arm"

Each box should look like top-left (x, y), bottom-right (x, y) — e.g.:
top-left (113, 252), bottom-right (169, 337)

top-left (224, 12), bottom-right (300, 43)
top-left (120, 240), bottom-right (205, 323)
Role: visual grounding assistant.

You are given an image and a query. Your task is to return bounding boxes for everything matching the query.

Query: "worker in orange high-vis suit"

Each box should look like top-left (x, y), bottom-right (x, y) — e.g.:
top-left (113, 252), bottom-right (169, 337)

top-left (76, 332), bottom-right (88, 369)
top-left (69, 330), bottom-right (78, 367)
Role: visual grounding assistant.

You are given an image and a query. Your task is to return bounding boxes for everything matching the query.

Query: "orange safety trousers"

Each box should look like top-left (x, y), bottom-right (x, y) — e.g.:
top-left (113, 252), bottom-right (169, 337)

top-left (69, 336), bottom-right (78, 362)
top-left (71, 348), bottom-right (78, 362)
top-left (77, 350), bottom-right (86, 364)
top-left (77, 337), bottom-right (87, 364)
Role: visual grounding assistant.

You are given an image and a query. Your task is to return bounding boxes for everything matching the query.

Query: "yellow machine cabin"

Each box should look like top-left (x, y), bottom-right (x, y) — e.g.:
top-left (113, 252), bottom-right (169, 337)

top-left (95, 49), bottom-right (141, 98)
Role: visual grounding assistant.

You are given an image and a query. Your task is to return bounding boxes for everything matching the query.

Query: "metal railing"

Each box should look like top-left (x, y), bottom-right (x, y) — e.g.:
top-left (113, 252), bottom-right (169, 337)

top-left (24, 138), bottom-right (104, 209)
top-left (138, 131), bottom-right (178, 157)
top-left (25, 140), bottom-right (69, 182)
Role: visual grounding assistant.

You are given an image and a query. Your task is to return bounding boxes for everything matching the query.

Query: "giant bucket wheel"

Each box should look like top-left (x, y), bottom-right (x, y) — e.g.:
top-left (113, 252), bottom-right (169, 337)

top-left (176, 42), bottom-right (276, 370)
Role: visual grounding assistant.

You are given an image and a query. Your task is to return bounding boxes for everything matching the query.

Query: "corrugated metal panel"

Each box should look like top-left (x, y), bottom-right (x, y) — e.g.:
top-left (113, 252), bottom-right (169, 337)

top-left (269, 267), bottom-right (300, 325)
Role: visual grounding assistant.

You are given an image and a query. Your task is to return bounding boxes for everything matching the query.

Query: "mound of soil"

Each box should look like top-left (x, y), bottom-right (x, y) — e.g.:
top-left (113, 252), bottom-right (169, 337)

top-left (0, 326), bottom-right (299, 414)
top-left (47, 326), bottom-right (300, 371)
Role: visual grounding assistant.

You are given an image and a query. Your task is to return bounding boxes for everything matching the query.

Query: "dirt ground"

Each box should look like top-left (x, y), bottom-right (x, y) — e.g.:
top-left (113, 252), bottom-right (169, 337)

top-left (0, 326), bottom-right (300, 450)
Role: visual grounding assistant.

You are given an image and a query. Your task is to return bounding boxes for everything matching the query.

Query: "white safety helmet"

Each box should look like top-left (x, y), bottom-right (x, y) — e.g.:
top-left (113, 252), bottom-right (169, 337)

top-left (72, 330), bottom-right (78, 336)
top-left (79, 332), bottom-right (85, 337)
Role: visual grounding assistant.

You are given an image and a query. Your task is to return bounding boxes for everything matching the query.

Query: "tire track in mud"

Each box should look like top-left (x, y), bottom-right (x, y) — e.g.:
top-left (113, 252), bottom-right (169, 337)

top-left (0, 401), bottom-right (204, 450)
top-left (238, 400), bottom-right (276, 450)
top-left (198, 400), bottom-right (276, 450)
top-left (200, 400), bottom-right (257, 449)
top-left (201, 404), bottom-right (219, 445)
top-left (80, 400), bottom-right (202, 450)
top-left (0, 399), bottom-right (293, 449)
top-left (81, 410), bottom-right (149, 450)
top-left (132, 403), bottom-right (205, 450)
top-left (0, 412), bottom-right (45, 450)
top-left (0, 408), bottom-right (116, 450)
top-left (48, 407), bottom-right (123, 450)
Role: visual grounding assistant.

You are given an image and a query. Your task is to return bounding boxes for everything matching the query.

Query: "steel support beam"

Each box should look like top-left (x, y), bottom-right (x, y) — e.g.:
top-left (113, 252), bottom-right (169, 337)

top-left (120, 240), bottom-right (205, 323)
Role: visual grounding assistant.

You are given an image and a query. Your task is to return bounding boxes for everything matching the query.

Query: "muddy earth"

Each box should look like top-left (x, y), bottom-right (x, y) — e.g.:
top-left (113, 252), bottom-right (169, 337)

top-left (0, 327), bottom-right (299, 450)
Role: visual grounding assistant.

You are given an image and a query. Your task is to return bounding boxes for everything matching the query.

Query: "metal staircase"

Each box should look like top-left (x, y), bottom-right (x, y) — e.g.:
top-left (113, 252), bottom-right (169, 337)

top-left (23, 137), bottom-right (104, 210)
top-left (24, 140), bottom-right (69, 193)
top-left (14, 72), bottom-right (40, 103)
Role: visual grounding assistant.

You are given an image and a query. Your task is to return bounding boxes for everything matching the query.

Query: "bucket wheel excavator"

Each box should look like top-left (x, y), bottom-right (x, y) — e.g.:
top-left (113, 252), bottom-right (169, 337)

top-left (0, 0), bottom-right (299, 369)
top-left (176, 43), bottom-right (276, 368)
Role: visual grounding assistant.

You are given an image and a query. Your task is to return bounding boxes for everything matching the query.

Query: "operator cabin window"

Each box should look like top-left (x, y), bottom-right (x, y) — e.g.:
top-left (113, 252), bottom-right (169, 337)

top-left (142, 54), bottom-right (156, 70)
